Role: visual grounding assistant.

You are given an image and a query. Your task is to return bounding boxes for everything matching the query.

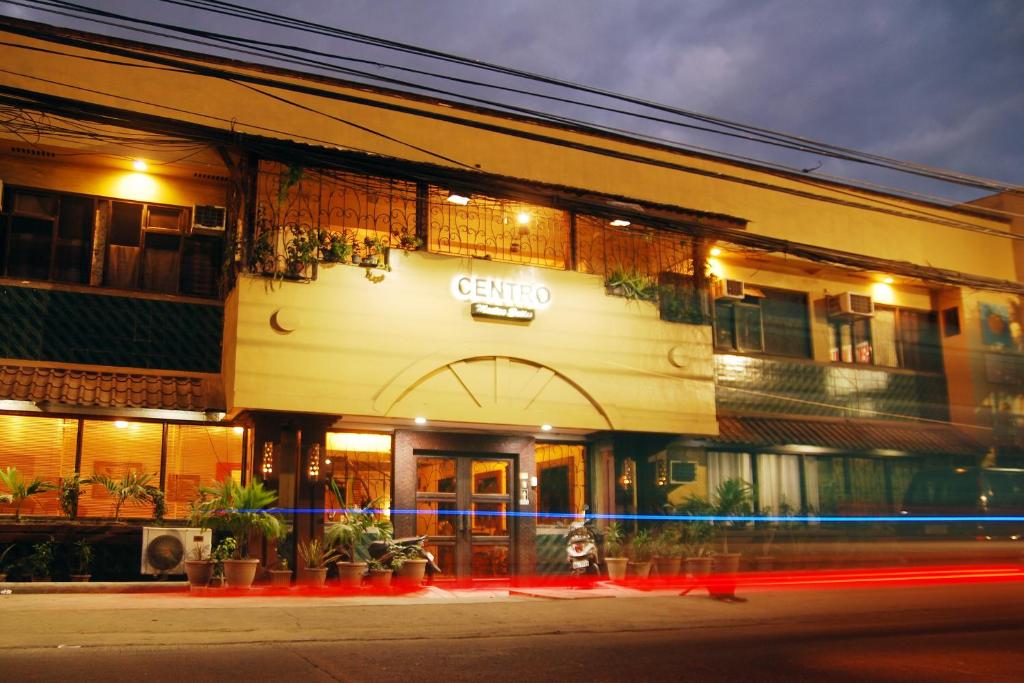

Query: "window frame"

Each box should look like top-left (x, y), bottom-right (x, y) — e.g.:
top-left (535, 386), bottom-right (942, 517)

top-left (714, 286), bottom-right (812, 359)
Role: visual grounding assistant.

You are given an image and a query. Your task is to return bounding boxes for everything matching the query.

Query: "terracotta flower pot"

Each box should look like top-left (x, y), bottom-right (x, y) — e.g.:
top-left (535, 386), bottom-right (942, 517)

top-left (713, 553), bottom-right (742, 575)
top-left (69, 574), bottom-right (91, 583)
top-left (300, 567), bottom-right (328, 587)
top-left (184, 560), bottom-right (213, 587)
top-left (222, 558), bottom-right (260, 588)
top-left (369, 568), bottom-right (393, 588)
top-left (605, 557), bottom-right (628, 581)
top-left (627, 561), bottom-right (652, 579)
top-left (654, 556), bottom-right (682, 577)
top-left (268, 569), bottom-right (292, 587)
top-left (395, 558), bottom-right (427, 586)
top-left (336, 561), bottom-right (367, 588)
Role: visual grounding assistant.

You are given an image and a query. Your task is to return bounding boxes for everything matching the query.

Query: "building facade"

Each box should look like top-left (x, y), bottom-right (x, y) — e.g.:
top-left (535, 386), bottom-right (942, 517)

top-left (1, 17), bottom-right (1021, 580)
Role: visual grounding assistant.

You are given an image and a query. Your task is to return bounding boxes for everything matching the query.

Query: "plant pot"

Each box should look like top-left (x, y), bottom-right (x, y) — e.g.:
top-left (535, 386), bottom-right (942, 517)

top-left (336, 561), bottom-right (367, 588)
top-left (350, 252), bottom-right (360, 264)
top-left (222, 558), bottom-right (260, 588)
top-left (685, 557), bottom-right (714, 578)
top-left (184, 560), bottom-right (214, 587)
top-left (605, 556), bottom-right (628, 581)
top-left (754, 555), bottom-right (775, 572)
top-left (653, 556), bottom-right (682, 578)
top-left (69, 574), bottom-right (92, 583)
top-left (395, 558), bottom-right (428, 586)
top-left (300, 567), bottom-right (328, 588)
top-left (713, 553), bottom-right (742, 575)
top-left (627, 561), bottom-right (652, 579)
top-left (605, 284), bottom-right (626, 297)
top-left (268, 569), bottom-right (292, 587)
top-left (209, 575), bottom-right (225, 588)
top-left (0, 573), bottom-right (7, 582)
top-left (360, 257), bottom-right (379, 268)
top-left (369, 568), bottom-right (393, 588)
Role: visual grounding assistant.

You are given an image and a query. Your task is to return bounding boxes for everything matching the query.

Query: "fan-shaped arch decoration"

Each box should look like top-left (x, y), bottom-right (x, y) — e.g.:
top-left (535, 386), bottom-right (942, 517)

top-left (378, 355), bottom-right (613, 430)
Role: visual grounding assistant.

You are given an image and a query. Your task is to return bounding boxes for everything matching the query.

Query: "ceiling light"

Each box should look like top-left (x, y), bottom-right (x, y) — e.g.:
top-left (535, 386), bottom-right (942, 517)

top-left (883, 277), bottom-right (894, 284)
top-left (710, 247), bottom-right (722, 257)
top-left (446, 193), bottom-right (470, 206)
top-left (114, 420), bottom-right (128, 429)
top-left (516, 212), bottom-right (531, 225)
top-left (541, 424), bottom-right (552, 431)
top-left (233, 426), bottom-right (244, 435)
top-left (131, 159), bottom-right (148, 172)
top-left (610, 219), bottom-right (630, 227)
top-left (414, 416), bottom-right (427, 425)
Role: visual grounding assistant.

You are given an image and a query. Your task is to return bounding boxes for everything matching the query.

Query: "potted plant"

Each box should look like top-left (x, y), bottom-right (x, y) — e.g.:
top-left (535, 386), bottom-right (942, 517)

top-left (0, 543), bottom-right (15, 582)
top-left (604, 268), bottom-right (657, 301)
top-left (26, 539), bottom-right (55, 582)
top-left (676, 495), bottom-right (716, 578)
top-left (284, 226), bottom-right (317, 278)
top-left (652, 524), bottom-right (684, 578)
top-left (324, 493), bottom-right (392, 588)
top-left (189, 480), bottom-right (284, 589)
top-left (397, 227), bottom-right (422, 251)
top-left (367, 557), bottom-right (394, 589)
top-left (268, 534), bottom-right (293, 587)
top-left (603, 522), bottom-right (628, 581)
top-left (627, 529), bottom-right (655, 579)
top-left (248, 228), bottom-right (277, 274)
top-left (658, 285), bottom-right (708, 324)
top-left (390, 543), bottom-right (428, 586)
top-left (297, 538), bottom-right (340, 587)
top-left (69, 539), bottom-right (93, 582)
top-left (349, 239), bottom-right (361, 264)
top-left (360, 234), bottom-right (389, 269)
top-left (90, 471), bottom-right (161, 522)
top-left (209, 537), bottom-right (237, 588)
top-left (0, 466), bottom-right (54, 522)
top-left (711, 478), bottom-right (753, 575)
top-left (58, 473), bottom-right (90, 520)
top-left (321, 230), bottom-right (353, 263)
top-left (183, 540), bottom-right (213, 588)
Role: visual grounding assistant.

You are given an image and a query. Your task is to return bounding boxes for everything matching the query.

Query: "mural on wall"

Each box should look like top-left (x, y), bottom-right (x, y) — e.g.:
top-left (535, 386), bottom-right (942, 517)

top-left (977, 299), bottom-right (1024, 460)
top-left (980, 301), bottom-right (1014, 348)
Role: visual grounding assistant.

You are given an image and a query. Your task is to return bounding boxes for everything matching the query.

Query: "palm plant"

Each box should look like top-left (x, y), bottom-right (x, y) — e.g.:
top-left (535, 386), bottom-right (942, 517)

top-left (712, 478), bottom-right (754, 554)
top-left (91, 471), bottom-right (161, 521)
top-left (323, 494), bottom-right (392, 563)
top-left (675, 494), bottom-right (716, 557)
top-left (189, 479), bottom-right (283, 559)
top-left (0, 466), bottom-right (55, 522)
top-left (58, 473), bottom-right (90, 520)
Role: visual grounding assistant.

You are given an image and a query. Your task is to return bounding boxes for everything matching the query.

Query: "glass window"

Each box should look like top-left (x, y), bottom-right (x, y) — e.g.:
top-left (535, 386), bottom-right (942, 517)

top-left (756, 453), bottom-right (801, 513)
top-left (54, 196), bottom-right (93, 284)
top-left (715, 288), bottom-right (810, 358)
top-left (415, 457), bottom-right (456, 495)
top-left (79, 420), bottom-right (163, 519)
top-left (707, 451), bottom-right (753, 494)
top-left (535, 443), bottom-right (586, 524)
top-left (873, 308), bottom-right (899, 367)
top-left (7, 215), bottom-right (54, 280)
top-left (325, 432), bottom-right (393, 520)
top-left (0, 415), bottom-right (78, 518)
top-left (163, 425), bottom-right (243, 519)
top-left (899, 310), bottom-right (943, 372)
top-left (830, 318), bottom-right (873, 364)
top-left (471, 460), bottom-right (510, 495)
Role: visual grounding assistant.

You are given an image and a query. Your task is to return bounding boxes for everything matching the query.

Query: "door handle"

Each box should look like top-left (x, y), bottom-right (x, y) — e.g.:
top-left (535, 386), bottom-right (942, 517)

top-left (459, 511), bottom-right (469, 534)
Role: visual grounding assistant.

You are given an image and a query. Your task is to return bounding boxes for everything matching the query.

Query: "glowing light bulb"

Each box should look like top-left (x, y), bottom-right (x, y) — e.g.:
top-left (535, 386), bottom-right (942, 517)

top-left (516, 212), bottom-right (531, 225)
top-left (414, 416), bottom-right (427, 425)
top-left (710, 247), bottom-right (722, 256)
top-left (131, 159), bottom-right (148, 172)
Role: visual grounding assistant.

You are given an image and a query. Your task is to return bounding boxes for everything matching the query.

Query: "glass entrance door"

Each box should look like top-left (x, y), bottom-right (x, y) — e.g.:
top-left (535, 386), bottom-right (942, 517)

top-left (415, 455), bottom-right (514, 581)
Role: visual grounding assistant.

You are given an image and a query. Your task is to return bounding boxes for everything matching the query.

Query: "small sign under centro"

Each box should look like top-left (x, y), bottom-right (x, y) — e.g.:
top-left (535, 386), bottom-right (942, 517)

top-left (471, 302), bottom-right (536, 322)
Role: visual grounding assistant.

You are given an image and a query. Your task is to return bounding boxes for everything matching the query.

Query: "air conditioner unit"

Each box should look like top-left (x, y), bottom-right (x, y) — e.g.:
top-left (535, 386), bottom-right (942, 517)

top-left (141, 527), bottom-right (211, 575)
top-left (192, 204), bottom-right (227, 231)
top-left (712, 278), bottom-right (745, 300)
top-left (827, 292), bottom-right (875, 317)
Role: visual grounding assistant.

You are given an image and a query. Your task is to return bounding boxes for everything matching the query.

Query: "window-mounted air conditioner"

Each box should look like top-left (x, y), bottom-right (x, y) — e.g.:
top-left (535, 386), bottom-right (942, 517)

top-left (827, 292), bottom-right (874, 318)
top-left (140, 526), bottom-right (211, 575)
top-left (712, 278), bottom-right (745, 300)
top-left (192, 204), bottom-right (227, 231)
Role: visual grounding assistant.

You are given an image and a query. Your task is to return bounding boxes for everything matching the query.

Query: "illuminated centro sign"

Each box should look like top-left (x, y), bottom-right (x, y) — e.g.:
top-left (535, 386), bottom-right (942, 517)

top-left (451, 275), bottom-right (551, 322)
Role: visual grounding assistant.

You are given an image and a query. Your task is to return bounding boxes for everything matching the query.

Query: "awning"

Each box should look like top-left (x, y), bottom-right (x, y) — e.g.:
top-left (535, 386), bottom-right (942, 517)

top-left (706, 415), bottom-right (987, 458)
top-left (0, 363), bottom-right (224, 414)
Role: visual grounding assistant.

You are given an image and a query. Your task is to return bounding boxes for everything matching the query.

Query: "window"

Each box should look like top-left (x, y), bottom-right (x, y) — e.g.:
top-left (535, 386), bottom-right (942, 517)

top-left (849, 307), bottom-right (942, 372)
top-left (1, 188), bottom-right (93, 284)
top-left (715, 287), bottom-right (811, 357)
top-left (829, 317), bottom-right (873, 364)
top-left (324, 432), bottom-right (393, 522)
top-left (756, 453), bottom-right (801, 513)
top-left (535, 443), bottom-right (586, 524)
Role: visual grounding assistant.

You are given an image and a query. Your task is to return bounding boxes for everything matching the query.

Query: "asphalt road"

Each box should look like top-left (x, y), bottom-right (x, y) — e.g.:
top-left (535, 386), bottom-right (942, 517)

top-left (2, 580), bottom-right (1023, 682)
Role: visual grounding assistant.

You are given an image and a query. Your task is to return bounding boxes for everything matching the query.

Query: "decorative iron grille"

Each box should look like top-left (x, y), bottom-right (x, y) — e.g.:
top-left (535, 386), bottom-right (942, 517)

top-left (426, 187), bottom-right (570, 269)
top-left (251, 161), bottom-right (418, 275)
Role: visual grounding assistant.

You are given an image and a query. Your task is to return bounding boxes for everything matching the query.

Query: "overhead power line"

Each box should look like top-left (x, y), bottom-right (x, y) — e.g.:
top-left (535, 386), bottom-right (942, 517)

top-left (13, 0), bottom-right (1024, 197)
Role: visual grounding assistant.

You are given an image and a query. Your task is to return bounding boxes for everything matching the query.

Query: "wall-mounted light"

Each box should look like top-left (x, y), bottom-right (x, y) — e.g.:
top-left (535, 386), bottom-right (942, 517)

top-left (446, 193), bottom-right (470, 206)
top-left (261, 441), bottom-right (274, 476)
top-left (610, 219), bottom-right (631, 227)
top-left (541, 424), bottom-right (552, 432)
top-left (414, 416), bottom-right (427, 425)
top-left (519, 471), bottom-right (531, 505)
top-left (709, 247), bottom-right (722, 257)
top-left (656, 460), bottom-right (668, 487)
top-left (619, 459), bottom-right (634, 489)
top-left (307, 443), bottom-right (321, 479)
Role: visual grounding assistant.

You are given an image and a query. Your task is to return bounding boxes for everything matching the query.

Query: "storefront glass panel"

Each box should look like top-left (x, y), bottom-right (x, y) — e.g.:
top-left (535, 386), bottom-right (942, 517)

top-left (163, 425), bottom-right (243, 519)
top-left (535, 443), bottom-right (586, 524)
top-left (325, 432), bottom-right (393, 518)
top-left (0, 415), bottom-right (78, 517)
top-left (79, 420), bottom-right (162, 519)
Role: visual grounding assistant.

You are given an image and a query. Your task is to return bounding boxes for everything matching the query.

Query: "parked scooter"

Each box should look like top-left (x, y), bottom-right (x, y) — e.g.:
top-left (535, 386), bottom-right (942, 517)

top-left (565, 509), bottom-right (600, 577)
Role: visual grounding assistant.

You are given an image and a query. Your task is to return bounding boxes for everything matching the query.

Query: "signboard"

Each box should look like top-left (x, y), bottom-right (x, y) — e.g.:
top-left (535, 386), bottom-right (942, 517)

top-left (452, 275), bottom-right (550, 323)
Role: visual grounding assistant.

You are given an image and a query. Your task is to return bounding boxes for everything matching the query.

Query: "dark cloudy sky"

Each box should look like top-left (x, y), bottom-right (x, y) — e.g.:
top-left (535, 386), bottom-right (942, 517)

top-left (2, 0), bottom-right (1022, 202)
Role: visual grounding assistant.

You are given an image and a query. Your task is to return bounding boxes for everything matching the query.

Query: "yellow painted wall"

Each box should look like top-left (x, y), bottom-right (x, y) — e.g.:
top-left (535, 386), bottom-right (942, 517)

top-left (227, 252), bottom-right (718, 435)
top-left (0, 28), bottom-right (1013, 281)
top-left (0, 153), bottom-right (226, 207)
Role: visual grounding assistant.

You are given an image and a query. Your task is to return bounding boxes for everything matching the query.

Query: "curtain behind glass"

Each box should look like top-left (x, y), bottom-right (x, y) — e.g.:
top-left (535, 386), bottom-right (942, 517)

top-left (708, 452), bottom-right (753, 495)
top-left (756, 453), bottom-right (801, 513)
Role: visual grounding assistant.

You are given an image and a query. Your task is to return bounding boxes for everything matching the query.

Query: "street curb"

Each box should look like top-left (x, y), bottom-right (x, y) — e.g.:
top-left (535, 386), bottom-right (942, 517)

top-left (0, 581), bottom-right (188, 594)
